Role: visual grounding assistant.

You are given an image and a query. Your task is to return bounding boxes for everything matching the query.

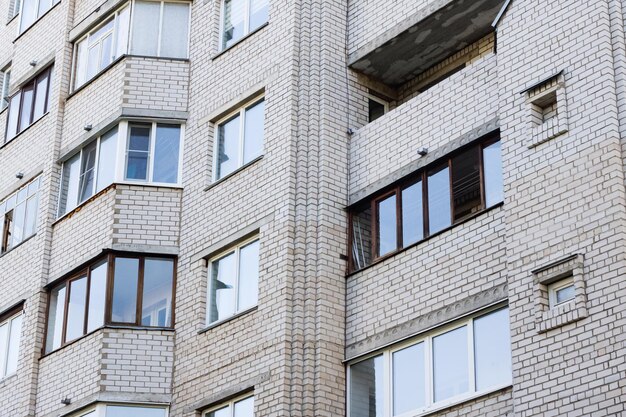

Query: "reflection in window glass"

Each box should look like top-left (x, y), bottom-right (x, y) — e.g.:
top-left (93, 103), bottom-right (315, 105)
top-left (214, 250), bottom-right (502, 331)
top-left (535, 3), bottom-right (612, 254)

top-left (474, 308), bottom-right (511, 391)
top-left (66, 276), bottom-right (88, 342)
top-left (234, 396), bottom-right (254, 417)
top-left (111, 258), bottom-right (139, 323)
top-left (249, 0), bottom-right (268, 32)
top-left (556, 284), bottom-right (575, 304)
top-left (350, 355), bottom-right (384, 417)
top-left (59, 154), bottom-right (81, 215)
top-left (393, 343), bottom-right (425, 415)
top-left (377, 194), bottom-right (397, 256)
top-left (46, 284), bottom-right (66, 352)
top-left (142, 258), bottom-right (174, 327)
top-left (451, 147), bottom-right (481, 221)
top-left (126, 125), bottom-right (151, 181)
top-left (96, 128), bottom-right (118, 192)
top-left (87, 260), bottom-right (108, 332)
top-left (243, 100), bottom-right (264, 164)
top-left (427, 166), bottom-right (451, 234)
top-left (433, 326), bottom-right (469, 402)
top-left (222, 0), bottom-right (246, 49)
top-left (207, 406), bottom-right (229, 417)
top-left (153, 125), bottom-right (181, 183)
top-left (130, 1), bottom-right (160, 56)
top-left (402, 181), bottom-right (423, 246)
top-left (160, 2), bottom-right (190, 58)
top-left (208, 251), bottom-right (236, 323)
top-left (483, 141), bottom-right (504, 207)
top-left (5, 315), bottom-right (22, 375)
top-left (237, 240), bottom-right (259, 311)
top-left (216, 115), bottom-right (240, 179)
top-left (78, 142), bottom-right (98, 203)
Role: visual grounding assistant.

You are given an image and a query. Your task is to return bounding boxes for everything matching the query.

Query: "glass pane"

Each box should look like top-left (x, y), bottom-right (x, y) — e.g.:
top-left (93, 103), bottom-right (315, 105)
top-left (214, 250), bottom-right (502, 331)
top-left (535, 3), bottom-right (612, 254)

top-left (153, 124), bottom-right (181, 183)
top-left (33, 72), bottom-right (49, 120)
top-left (249, 0), bottom-right (268, 31)
top-left (11, 202), bottom-right (26, 246)
top-left (216, 114), bottom-right (241, 179)
top-left (243, 100), bottom-right (264, 164)
top-left (160, 2), bottom-right (189, 58)
top-left (556, 284), bottom-right (575, 304)
top-left (452, 147), bottom-right (481, 221)
top-left (24, 195), bottom-right (38, 237)
top-left (6, 94), bottom-right (20, 140)
top-left (106, 406), bottom-right (166, 417)
top-left (237, 240), bottom-right (259, 311)
top-left (1, 70), bottom-right (9, 109)
top-left (87, 45), bottom-right (100, 80)
top-left (28, 176), bottom-right (40, 196)
top-left (78, 142), bottom-right (98, 203)
top-left (234, 396), bottom-right (254, 417)
top-left (402, 181), bottom-right (423, 246)
top-left (87, 260), bottom-right (108, 332)
top-left (115, 6), bottom-right (131, 58)
top-left (222, 0), bottom-right (246, 49)
top-left (483, 141), bottom-right (503, 207)
top-left (206, 406), bottom-right (229, 417)
top-left (126, 124), bottom-right (151, 180)
top-left (427, 165), bottom-right (451, 234)
top-left (37, 0), bottom-right (51, 18)
top-left (65, 276), bottom-right (88, 342)
top-left (46, 284), bottom-right (66, 352)
top-left (20, 0), bottom-right (37, 32)
top-left (18, 85), bottom-right (34, 132)
top-left (349, 355), bottom-right (384, 417)
top-left (474, 308), bottom-right (511, 391)
top-left (351, 204), bottom-right (372, 270)
top-left (75, 40), bottom-right (88, 87)
top-left (96, 127), bottom-right (118, 191)
top-left (368, 98), bottom-right (385, 123)
top-left (100, 33), bottom-right (113, 69)
top-left (130, 1), bottom-right (160, 56)
top-left (393, 343), bottom-right (425, 415)
top-left (207, 251), bottom-right (236, 323)
top-left (0, 324), bottom-right (7, 377)
top-left (111, 258), bottom-right (139, 323)
top-left (6, 315), bottom-right (22, 375)
top-left (433, 326), bottom-right (469, 402)
top-left (142, 258), bottom-right (174, 327)
top-left (377, 194), bottom-right (397, 256)
top-left (89, 18), bottom-right (114, 46)
top-left (59, 154), bottom-right (81, 215)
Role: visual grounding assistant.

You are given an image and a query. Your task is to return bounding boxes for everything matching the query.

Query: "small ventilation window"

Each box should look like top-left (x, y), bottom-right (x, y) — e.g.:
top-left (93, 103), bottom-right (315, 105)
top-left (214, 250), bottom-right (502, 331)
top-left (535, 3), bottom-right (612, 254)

top-left (524, 72), bottom-right (568, 148)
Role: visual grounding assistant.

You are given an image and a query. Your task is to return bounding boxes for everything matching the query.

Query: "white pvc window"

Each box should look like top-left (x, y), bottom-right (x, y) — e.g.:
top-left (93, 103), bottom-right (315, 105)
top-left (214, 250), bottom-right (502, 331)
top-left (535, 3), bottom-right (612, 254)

top-left (206, 237), bottom-right (259, 325)
top-left (1, 67), bottom-right (10, 110)
top-left (220, 0), bottom-right (268, 50)
top-left (57, 122), bottom-right (183, 217)
top-left (548, 277), bottom-right (575, 309)
top-left (214, 97), bottom-right (265, 180)
top-left (0, 312), bottom-right (23, 379)
top-left (204, 393), bottom-right (254, 417)
top-left (348, 307), bottom-right (512, 417)
top-left (18, 0), bottom-right (60, 33)
top-left (69, 404), bottom-right (168, 417)
top-left (1, 176), bottom-right (40, 254)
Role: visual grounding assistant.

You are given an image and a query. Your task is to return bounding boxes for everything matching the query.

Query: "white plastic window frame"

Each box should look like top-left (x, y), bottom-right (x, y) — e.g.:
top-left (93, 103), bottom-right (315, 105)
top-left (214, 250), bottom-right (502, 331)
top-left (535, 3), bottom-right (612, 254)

top-left (0, 311), bottom-right (22, 379)
top-left (1, 66), bottom-right (10, 110)
top-left (547, 276), bottom-right (575, 309)
top-left (218, 0), bottom-right (267, 51)
top-left (57, 121), bottom-right (184, 218)
top-left (9, 0), bottom-right (21, 20)
top-left (212, 95), bottom-right (265, 182)
top-left (203, 392), bottom-right (255, 417)
top-left (70, 403), bottom-right (169, 417)
top-left (206, 235), bottom-right (260, 326)
top-left (0, 176), bottom-right (40, 253)
top-left (347, 306), bottom-right (512, 417)
top-left (17, 0), bottom-right (61, 33)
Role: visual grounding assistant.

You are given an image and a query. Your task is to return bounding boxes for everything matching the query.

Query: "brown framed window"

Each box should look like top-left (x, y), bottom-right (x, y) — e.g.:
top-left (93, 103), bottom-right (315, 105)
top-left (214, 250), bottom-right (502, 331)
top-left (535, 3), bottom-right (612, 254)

top-left (349, 132), bottom-right (503, 272)
top-left (44, 253), bottom-right (176, 353)
top-left (5, 66), bottom-right (52, 142)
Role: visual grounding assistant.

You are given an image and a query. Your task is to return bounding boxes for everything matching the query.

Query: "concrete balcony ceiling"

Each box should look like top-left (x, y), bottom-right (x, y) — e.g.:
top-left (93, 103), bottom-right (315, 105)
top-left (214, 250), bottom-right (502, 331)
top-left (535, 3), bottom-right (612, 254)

top-left (348, 0), bottom-right (506, 86)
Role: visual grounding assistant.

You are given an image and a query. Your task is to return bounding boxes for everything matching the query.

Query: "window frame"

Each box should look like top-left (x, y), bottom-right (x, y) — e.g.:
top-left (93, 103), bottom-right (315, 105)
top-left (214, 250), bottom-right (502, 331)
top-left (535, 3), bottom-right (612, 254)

top-left (1, 66), bottom-right (10, 110)
top-left (206, 235), bottom-right (260, 326)
top-left (17, 0), bottom-right (61, 33)
top-left (203, 392), bottom-right (254, 417)
top-left (349, 133), bottom-right (501, 272)
top-left (4, 66), bottom-right (52, 142)
top-left (347, 306), bottom-right (512, 417)
top-left (218, 0), bottom-right (268, 51)
top-left (43, 252), bottom-right (177, 354)
top-left (547, 276), bottom-right (575, 309)
top-left (212, 95), bottom-right (265, 182)
top-left (0, 310), bottom-right (23, 379)
top-left (69, 403), bottom-right (170, 417)
top-left (366, 93), bottom-right (389, 123)
top-left (0, 175), bottom-right (40, 254)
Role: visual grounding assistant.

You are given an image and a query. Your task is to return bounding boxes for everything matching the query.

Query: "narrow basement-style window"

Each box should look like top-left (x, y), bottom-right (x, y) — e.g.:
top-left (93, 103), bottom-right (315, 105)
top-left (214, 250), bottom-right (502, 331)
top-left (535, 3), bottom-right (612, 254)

top-left (206, 237), bottom-right (259, 325)
top-left (5, 67), bottom-right (52, 142)
top-left (214, 97), bottom-right (265, 181)
top-left (0, 311), bottom-right (23, 378)
top-left (0, 176), bottom-right (40, 254)
top-left (204, 393), bottom-right (254, 417)
top-left (350, 133), bottom-right (502, 271)
top-left (220, 0), bottom-right (269, 50)
top-left (45, 253), bottom-right (176, 353)
top-left (348, 307), bottom-right (512, 417)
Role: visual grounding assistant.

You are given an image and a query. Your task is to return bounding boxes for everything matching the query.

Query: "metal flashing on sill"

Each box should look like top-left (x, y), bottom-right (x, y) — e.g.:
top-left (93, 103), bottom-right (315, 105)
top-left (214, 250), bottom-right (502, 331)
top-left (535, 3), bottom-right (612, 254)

top-left (204, 155), bottom-right (264, 191)
top-left (519, 70), bottom-right (564, 94)
top-left (187, 373), bottom-right (270, 413)
top-left (198, 306), bottom-right (258, 334)
top-left (212, 22), bottom-right (269, 60)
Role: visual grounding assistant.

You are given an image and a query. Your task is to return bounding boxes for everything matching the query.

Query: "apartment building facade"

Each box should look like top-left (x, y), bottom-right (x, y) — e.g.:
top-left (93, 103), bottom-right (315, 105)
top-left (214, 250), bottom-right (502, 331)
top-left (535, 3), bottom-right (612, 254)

top-left (0, 0), bottom-right (625, 415)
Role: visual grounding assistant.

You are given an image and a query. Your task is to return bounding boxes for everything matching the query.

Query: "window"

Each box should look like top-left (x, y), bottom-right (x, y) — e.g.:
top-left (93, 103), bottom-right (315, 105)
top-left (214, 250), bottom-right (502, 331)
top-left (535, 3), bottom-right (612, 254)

top-left (19, 0), bottom-right (60, 33)
top-left (8, 0), bottom-right (21, 20)
top-left (1, 67), bottom-right (10, 110)
top-left (220, 0), bottom-right (268, 50)
top-left (204, 394), bottom-right (254, 417)
top-left (58, 122), bottom-right (183, 217)
top-left (5, 67), bottom-right (52, 142)
top-left (348, 307), bottom-right (511, 417)
top-left (45, 253), bottom-right (175, 353)
top-left (207, 237), bottom-right (259, 325)
top-left (72, 0), bottom-right (190, 89)
top-left (548, 276), bottom-right (575, 309)
top-left (0, 311), bottom-right (23, 378)
top-left (70, 404), bottom-right (168, 417)
top-left (1, 176), bottom-right (40, 254)
top-left (214, 97), bottom-right (264, 180)
top-left (350, 134), bottom-right (502, 271)
top-left (367, 94), bottom-right (388, 123)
